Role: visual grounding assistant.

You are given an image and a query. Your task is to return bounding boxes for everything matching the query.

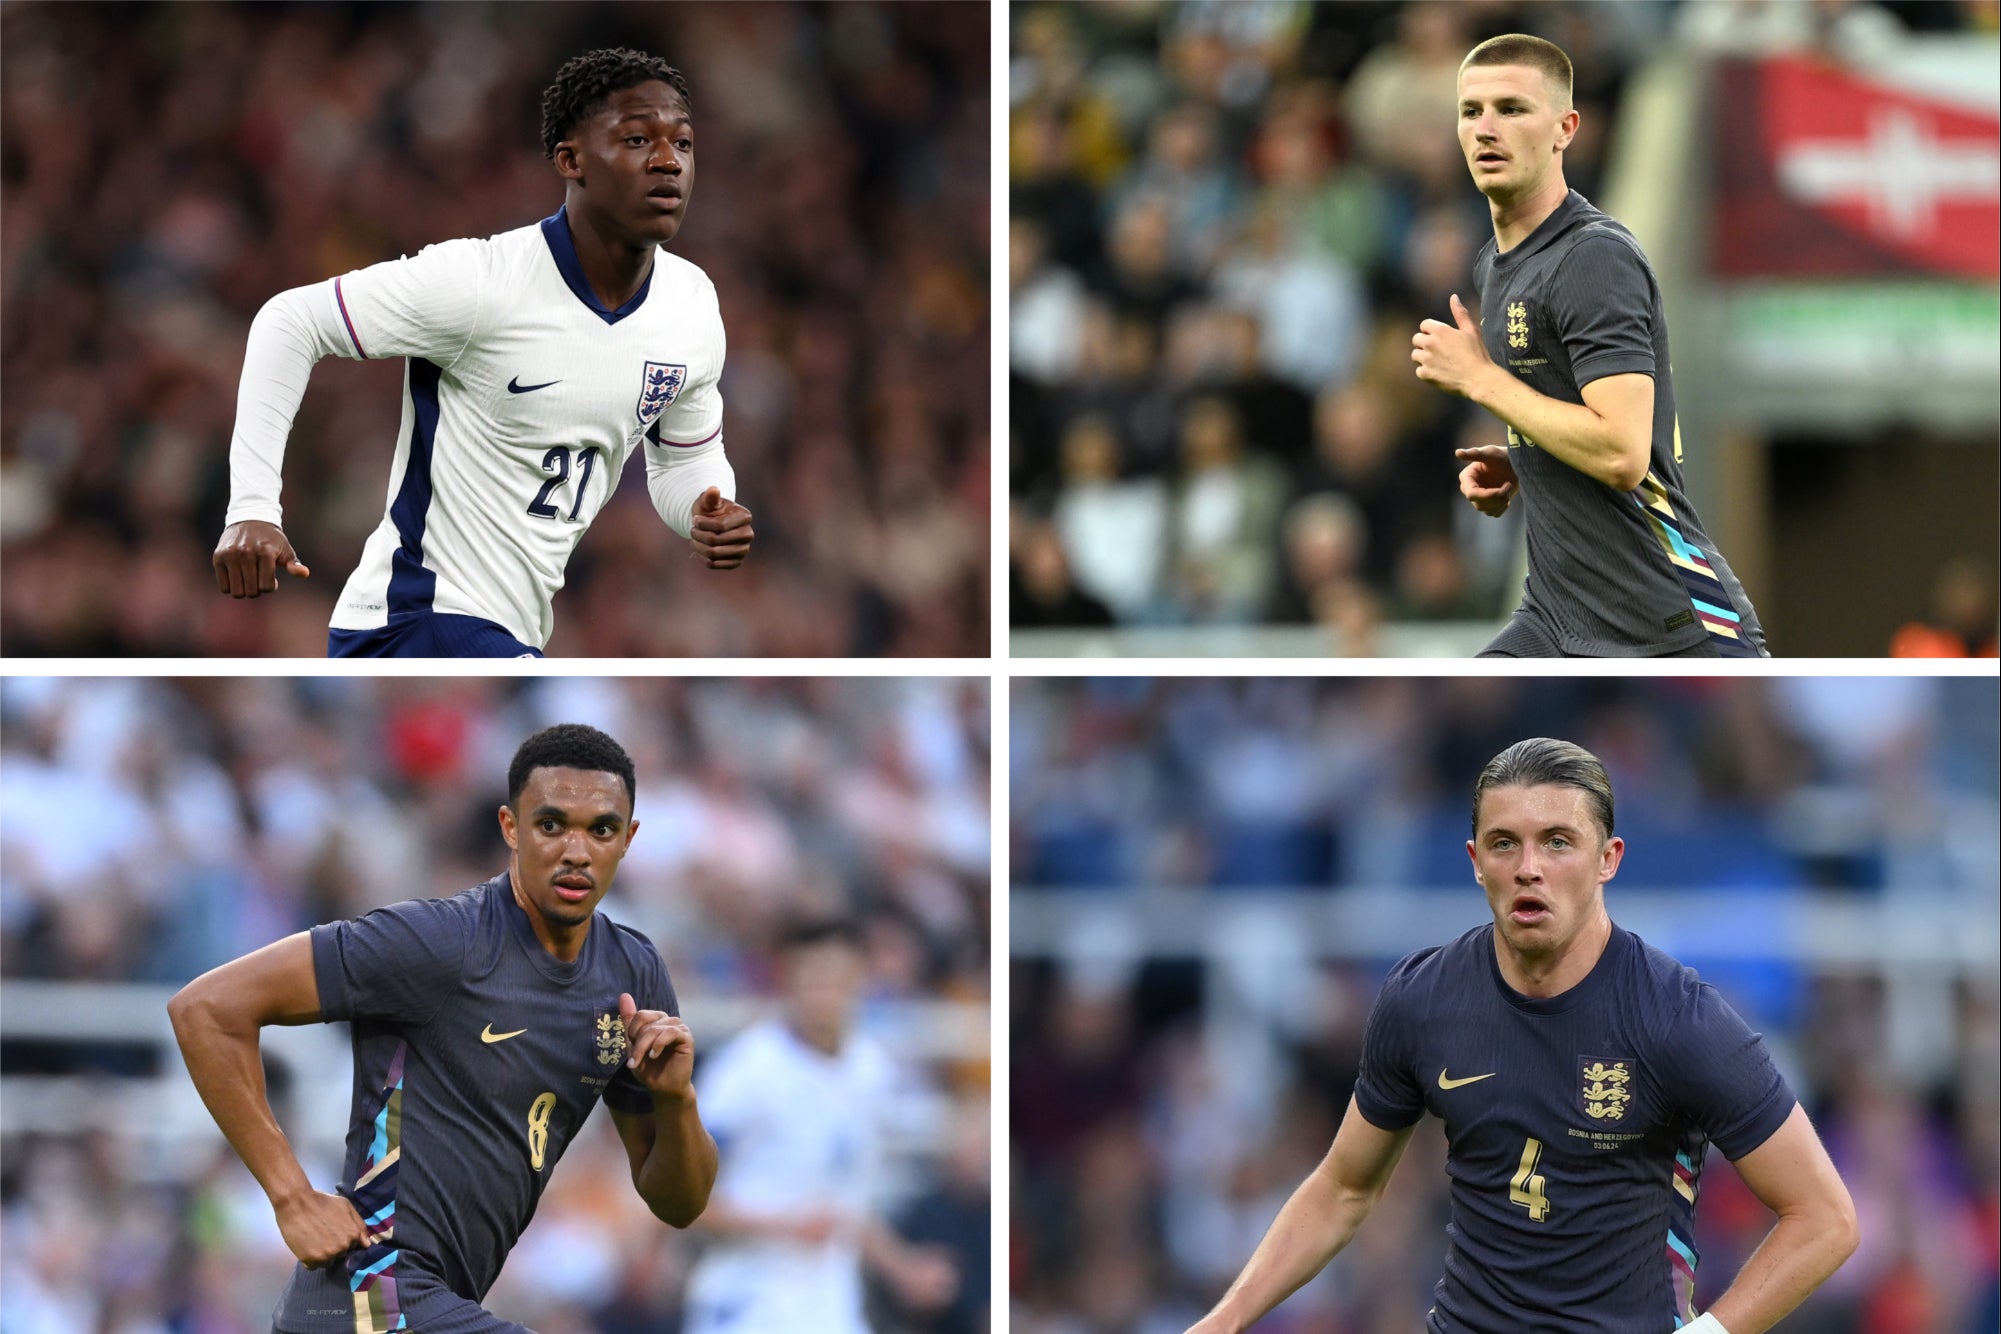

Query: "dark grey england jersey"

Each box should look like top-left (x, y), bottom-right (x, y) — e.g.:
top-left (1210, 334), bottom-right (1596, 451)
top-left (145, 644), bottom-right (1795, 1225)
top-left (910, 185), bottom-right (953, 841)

top-left (272, 874), bottom-right (673, 1334)
top-left (1354, 924), bottom-right (1795, 1333)
top-left (1472, 191), bottom-right (1765, 656)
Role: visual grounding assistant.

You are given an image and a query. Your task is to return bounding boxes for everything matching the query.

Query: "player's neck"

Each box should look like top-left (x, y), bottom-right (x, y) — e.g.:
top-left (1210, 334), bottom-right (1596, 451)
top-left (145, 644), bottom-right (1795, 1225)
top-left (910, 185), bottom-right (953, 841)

top-left (507, 868), bottom-right (590, 963)
top-left (1488, 173), bottom-right (1571, 254)
top-left (1495, 910), bottom-right (1611, 998)
top-left (563, 198), bottom-right (656, 310)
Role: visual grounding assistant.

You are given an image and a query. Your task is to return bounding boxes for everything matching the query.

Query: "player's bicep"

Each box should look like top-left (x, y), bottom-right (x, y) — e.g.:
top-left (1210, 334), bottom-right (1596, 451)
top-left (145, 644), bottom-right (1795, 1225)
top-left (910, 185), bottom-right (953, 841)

top-left (1727, 1103), bottom-right (1856, 1230)
top-left (608, 1104), bottom-right (657, 1185)
top-left (1322, 1095), bottom-right (1416, 1201)
top-left (1579, 372), bottom-right (1654, 488)
top-left (170, 931), bottom-right (321, 1029)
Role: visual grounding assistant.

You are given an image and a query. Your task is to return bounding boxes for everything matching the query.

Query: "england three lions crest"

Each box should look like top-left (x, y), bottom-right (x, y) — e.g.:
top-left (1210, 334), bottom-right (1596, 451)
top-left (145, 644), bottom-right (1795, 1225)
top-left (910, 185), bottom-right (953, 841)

top-left (595, 1012), bottom-right (629, 1067)
top-left (1579, 1056), bottom-right (1634, 1121)
top-left (636, 361), bottom-right (686, 427)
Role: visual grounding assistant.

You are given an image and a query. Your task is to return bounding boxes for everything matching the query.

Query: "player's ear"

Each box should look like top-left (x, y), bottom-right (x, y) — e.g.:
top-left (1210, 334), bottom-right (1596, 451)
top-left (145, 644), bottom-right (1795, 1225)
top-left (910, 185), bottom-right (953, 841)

top-left (622, 818), bottom-right (639, 850)
top-left (1465, 839), bottom-right (1482, 882)
top-left (1597, 834), bottom-right (1623, 882)
top-left (498, 803), bottom-right (519, 849)
top-left (553, 142), bottom-right (584, 181)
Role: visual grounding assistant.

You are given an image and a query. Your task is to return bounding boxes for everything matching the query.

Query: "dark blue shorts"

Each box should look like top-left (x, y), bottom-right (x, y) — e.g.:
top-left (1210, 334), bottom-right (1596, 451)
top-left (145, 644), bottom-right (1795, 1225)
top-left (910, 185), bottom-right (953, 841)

top-left (327, 613), bottom-right (542, 659)
top-left (1478, 606), bottom-right (1722, 659)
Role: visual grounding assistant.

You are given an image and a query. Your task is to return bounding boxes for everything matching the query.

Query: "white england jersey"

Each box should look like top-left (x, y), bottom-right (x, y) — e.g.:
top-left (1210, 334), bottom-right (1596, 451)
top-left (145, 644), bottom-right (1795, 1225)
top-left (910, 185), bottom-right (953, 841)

top-left (227, 206), bottom-right (731, 649)
top-left (685, 1018), bottom-right (894, 1334)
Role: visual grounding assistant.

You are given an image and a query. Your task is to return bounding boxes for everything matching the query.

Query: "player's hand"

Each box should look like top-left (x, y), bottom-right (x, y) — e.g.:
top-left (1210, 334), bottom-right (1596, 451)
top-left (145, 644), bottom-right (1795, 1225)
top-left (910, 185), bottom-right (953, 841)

top-left (619, 991), bottom-right (695, 1098)
top-left (213, 520), bottom-right (310, 598)
top-left (1455, 445), bottom-right (1518, 517)
top-left (1411, 292), bottom-right (1496, 400)
top-left (273, 1187), bottom-right (374, 1270)
top-left (689, 487), bottom-right (753, 570)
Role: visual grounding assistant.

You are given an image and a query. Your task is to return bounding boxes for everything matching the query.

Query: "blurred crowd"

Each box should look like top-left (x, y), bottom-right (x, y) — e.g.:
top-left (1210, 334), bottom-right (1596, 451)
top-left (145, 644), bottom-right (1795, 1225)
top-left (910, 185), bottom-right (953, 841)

top-left (1012, 675), bottom-right (2000, 893)
top-left (1007, 0), bottom-right (1989, 646)
top-left (1009, 677), bottom-right (2001, 1333)
top-left (0, 1), bottom-right (988, 657)
top-left (0, 675), bottom-right (991, 1333)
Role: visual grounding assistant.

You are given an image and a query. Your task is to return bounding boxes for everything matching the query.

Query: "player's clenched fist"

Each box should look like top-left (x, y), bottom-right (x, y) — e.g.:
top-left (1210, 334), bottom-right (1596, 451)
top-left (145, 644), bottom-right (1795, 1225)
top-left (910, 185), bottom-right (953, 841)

top-left (619, 991), bottom-right (695, 1097)
top-left (213, 519), bottom-right (311, 598)
top-left (689, 486), bottom-right (754, 570)
top-left (274, 1186), bottom-right (374, 1269)
top-left (1455, 445), bottom-right (1518, 517)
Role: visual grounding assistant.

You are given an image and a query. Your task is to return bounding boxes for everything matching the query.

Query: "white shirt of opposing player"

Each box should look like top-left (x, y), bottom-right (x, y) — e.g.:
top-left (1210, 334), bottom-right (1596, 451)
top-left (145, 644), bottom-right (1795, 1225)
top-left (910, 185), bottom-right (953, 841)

top-left (226, 208), bottom-right (734, 649)
top-left (683, 1018), bottom-right (894, 1334)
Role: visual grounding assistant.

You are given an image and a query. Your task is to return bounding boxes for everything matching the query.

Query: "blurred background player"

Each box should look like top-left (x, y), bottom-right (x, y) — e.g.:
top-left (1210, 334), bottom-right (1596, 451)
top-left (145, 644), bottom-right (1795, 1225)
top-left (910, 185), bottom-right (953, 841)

top-left (0, 677), bottom-right (990, 1332)
top-left (1185, 737), bottom-right (1856, 1333)
top-left (212, 48), bottom-right (752, 658)
top-left (1007, 1), bottom-right (1999, 658)
top-left (1, 2), bottom-right (988, 658)
top-left (168, 723), bottom-right (717, 1332)
top-left (684, 918), bottom-right (959, 1334)
top-left (1413, 36), bottom-right (1765, 657)
top-left (1009, 676), bottom-right (1999, 1332)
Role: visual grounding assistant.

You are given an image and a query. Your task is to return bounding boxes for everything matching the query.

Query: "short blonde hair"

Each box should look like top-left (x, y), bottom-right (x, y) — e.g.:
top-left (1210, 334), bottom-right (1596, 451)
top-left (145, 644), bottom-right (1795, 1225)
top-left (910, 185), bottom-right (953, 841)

top-left (1460, 33), bottom-right (1573, 111)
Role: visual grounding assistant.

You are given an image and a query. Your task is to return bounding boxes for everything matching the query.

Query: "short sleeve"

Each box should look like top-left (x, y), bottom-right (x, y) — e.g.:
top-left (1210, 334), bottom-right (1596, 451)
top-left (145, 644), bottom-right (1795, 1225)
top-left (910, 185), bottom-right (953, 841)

top-left (1352, 959), bottom-right (1426, 1131)
top-left (651, 280), bottom-right (725, 447)
top-left (1545, 233), bottom-right (1658, 387)
top-left (601, 937), bottom-right (681, 1115)
top-left (331, 237), bottom-right (490, 367)
top-left (1660, 982), bottom-right (1795, 1160)
top-left (309, 896), bottom-right (469, 1026)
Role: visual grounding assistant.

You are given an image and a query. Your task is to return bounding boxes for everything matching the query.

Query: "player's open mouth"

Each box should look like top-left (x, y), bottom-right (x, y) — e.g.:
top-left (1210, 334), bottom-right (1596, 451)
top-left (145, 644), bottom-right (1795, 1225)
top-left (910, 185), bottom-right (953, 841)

top-left (554, 879), bottom-right (592, 902)
top-left (1475, 152), bottom-right (1506, 168)
top-left (1509, 894), bottom-right (1548, 924)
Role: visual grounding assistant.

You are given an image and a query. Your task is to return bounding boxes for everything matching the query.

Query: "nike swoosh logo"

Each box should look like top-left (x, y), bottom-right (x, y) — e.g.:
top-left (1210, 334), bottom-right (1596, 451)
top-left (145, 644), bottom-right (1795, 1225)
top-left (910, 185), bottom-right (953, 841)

top-left (507, 377), bottom-right (560, 394)
top-left (1438, 1070), bottom-right (1496, 1090)
top-left (481, 1024), bottom-right (528, 1044)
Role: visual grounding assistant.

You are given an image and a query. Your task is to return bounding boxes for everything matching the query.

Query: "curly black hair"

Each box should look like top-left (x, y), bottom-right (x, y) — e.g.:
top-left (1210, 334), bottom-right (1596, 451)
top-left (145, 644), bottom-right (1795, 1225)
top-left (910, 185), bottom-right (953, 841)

top-left (539, 47), bottom-right (691, 160)
top-left (507, 723), bottom-right (637, 810)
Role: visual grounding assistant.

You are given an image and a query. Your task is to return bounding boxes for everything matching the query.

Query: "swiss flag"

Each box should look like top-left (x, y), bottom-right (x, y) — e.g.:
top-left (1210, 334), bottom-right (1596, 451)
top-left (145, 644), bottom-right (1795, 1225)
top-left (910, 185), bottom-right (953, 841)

top-left (1714, 55), bottom-right (1999, 278)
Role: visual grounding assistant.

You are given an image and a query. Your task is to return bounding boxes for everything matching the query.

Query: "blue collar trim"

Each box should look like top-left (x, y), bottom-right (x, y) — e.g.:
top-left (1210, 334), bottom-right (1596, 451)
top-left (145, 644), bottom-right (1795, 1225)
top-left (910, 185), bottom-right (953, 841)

top-left (539, 207), bottom-right (652, 325)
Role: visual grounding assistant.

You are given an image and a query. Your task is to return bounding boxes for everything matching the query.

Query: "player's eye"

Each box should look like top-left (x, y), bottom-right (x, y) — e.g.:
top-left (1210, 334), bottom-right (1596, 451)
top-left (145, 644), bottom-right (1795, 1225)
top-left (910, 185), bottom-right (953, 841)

top-left (1548, 836), bottom-right (1570, 849)
top-left (540, 820), bottom-right (561, 834)
top-left (676, 138), bottom-right (693, 150)
top-left (627, 136), bottom-right (648, 147)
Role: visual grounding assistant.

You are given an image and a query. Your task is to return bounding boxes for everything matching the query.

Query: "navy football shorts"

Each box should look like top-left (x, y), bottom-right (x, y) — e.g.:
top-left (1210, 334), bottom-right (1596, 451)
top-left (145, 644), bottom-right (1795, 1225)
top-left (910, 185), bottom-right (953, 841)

top-left (327, 612), bottom-right (542, 659)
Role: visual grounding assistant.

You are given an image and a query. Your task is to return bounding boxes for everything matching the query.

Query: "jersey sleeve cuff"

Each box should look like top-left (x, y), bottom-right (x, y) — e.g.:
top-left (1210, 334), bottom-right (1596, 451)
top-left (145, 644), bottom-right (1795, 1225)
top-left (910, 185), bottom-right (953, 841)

top-left (1716, 1086), bottom-right (1797, 1162)
top-left (1572, 356), bottom-right (1656, 387)
top-left (308, 922), bottom-right (353, 1023)
top-left (1352, 1087), bottom-right (1423, 1132)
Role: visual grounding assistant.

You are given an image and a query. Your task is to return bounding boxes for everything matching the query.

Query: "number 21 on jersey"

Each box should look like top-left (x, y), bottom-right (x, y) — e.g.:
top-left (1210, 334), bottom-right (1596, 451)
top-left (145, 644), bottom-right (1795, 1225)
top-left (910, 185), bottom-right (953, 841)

top-left (526, 446), bottom-right (599, 522)
top-left (1510, 1136), bottom-right (1551, 1221)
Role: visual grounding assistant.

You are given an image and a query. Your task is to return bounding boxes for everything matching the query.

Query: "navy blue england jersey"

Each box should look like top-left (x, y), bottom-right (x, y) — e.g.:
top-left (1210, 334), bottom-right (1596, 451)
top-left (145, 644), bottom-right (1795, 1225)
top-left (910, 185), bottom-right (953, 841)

top-left (271, 874), bottom-right (675, 1334)
top-left (1471, 190), bottom-right (1765, 657)
top-left (1353, 924), bottom-right (1793, 1334)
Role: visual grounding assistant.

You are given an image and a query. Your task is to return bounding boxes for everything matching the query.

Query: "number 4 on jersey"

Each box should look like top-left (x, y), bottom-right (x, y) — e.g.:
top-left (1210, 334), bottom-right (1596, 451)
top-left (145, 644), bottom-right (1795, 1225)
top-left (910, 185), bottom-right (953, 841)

top-left (1510, 1136), bottom-right (1551, 1221)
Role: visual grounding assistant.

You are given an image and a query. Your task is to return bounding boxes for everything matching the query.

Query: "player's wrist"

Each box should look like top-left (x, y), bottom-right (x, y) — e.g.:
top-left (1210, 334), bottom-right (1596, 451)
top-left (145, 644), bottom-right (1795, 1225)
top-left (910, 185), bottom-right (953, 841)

top-left (1683, 1313), bottom-right (1731, 1334)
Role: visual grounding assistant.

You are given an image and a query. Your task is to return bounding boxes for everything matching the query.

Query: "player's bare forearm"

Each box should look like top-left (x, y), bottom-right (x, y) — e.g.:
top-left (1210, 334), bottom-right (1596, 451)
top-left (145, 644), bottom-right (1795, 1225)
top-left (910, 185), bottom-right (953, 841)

top-left (1707, 1104), bottom-right (1860, 1333)
top-left (1189, 1100), bottom-right (1414, 1334)
top-left (1468, 366), bottom-right (1645, 492)
top-left (1705, 1202), bottom-right (1858, 1334)
top-left (634, 1088), bottom-right (717, 1227)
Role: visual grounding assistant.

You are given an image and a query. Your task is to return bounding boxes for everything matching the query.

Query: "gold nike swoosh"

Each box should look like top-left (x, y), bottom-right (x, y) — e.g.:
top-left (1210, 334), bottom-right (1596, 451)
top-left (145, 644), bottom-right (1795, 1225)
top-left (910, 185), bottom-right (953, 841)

top-left (1438, 1069), bottom-right (1496, 1090)
top-left (481, 1024), bottom-right (528, 1044)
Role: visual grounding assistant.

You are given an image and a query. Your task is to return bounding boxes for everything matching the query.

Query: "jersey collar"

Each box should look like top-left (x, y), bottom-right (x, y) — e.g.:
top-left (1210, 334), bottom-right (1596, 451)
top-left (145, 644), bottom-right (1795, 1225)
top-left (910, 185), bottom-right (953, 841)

top-left (1485, 919), bottom-right (1627, 1014)
top-left (540, 206), bottom-right (653, 325)
top-left (1491, 189), bottom-right (1589, 268)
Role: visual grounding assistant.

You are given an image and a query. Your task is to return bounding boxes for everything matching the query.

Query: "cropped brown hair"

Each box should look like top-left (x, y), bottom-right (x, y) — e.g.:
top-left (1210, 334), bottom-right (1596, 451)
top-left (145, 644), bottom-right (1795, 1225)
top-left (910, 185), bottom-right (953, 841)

top-left (1460, 34), bottom-right (1573, 110)
top-left (1472, 737), bottom-right (1613, 840)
